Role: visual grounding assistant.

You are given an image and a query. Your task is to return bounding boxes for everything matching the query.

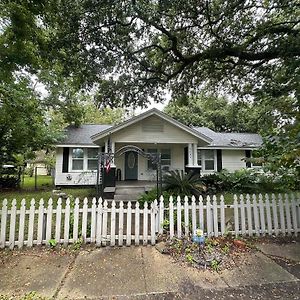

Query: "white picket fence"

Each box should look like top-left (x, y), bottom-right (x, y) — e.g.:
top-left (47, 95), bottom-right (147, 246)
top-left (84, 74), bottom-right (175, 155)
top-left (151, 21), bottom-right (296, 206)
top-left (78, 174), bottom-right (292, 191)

top-left (0, 193), bottom-right (299, 249)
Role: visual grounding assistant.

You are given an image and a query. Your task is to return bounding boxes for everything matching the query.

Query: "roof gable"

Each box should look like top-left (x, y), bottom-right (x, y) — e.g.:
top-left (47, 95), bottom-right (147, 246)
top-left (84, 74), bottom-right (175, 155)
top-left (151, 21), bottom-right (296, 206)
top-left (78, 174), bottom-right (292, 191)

top-left (91, 108), bottom-right (212, 143)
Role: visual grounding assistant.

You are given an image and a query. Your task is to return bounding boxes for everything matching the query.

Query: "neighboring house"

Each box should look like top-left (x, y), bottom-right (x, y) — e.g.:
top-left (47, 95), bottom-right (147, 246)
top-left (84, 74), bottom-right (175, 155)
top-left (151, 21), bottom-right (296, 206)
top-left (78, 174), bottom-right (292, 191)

top-left (55, 108), bottom-right (262, 187)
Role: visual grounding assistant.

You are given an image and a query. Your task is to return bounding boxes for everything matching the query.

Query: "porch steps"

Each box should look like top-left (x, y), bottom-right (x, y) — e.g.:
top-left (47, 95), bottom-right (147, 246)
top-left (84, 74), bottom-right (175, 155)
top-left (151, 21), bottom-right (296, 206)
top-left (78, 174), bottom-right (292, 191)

top-left (113, 187), bottom-right (145, 201)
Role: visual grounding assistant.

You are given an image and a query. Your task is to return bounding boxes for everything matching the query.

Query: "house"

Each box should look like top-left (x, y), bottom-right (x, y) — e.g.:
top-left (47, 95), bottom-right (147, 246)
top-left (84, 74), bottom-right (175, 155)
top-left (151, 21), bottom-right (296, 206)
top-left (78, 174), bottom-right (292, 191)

top-left (54, 108), bottom-right (262, 187)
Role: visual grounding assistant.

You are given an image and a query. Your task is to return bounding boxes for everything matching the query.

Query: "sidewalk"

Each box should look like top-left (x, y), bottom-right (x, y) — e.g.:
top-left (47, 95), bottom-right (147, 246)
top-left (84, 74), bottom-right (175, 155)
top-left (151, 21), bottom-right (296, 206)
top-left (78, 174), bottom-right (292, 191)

top-left (0, 242), bottom-right (299, 299)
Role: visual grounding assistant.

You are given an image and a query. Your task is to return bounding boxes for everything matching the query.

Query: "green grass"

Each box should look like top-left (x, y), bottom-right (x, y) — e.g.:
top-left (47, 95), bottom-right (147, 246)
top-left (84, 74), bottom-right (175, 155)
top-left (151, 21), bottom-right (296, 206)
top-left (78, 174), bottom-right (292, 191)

top-left (0, 175), bottom-right (98, 207)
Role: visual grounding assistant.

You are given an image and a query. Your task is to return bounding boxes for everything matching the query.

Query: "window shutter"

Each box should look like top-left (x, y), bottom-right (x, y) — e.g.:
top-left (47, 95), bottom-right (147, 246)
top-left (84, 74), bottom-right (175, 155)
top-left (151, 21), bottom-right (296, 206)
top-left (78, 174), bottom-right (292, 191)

top-left (217, 150), bottom-right (222, 172)
top-left (62, 147), bottom-right (69, 173)
top-left (245, 150), bottom-right (251, 168)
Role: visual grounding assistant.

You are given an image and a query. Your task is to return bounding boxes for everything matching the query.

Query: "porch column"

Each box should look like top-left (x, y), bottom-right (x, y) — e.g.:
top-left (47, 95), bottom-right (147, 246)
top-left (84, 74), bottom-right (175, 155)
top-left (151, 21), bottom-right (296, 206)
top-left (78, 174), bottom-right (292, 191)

top-left (193, 143), bottom-right (198, 166)
top-left (105, 139), bottom-right (108, 153)
top-left (188, 143), bottom-right (193, 166)
top-left (111, 141), bottom-right (115, 166)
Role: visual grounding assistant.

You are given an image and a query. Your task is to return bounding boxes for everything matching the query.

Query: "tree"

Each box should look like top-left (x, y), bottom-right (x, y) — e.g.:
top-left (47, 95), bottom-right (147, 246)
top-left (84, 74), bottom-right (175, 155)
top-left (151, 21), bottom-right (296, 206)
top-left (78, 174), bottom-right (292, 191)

top-left (164, 93), bottom-right (275, 133)
top-left (39, 0), bottom-right (299, 106)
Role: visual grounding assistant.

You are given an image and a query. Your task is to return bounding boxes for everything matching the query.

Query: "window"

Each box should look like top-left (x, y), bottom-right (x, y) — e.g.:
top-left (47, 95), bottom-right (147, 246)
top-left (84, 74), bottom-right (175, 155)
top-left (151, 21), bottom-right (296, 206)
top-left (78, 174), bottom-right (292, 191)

top-left (161, 149), bottom-right (171, 167)
top-left (147, 149), bottom-right (158, 170)
top-left (72, 148), bottom-right (84, 170)
top-left (87, 148), bottom-right (98, 170)
top-left (197, 149), bottom-right (215, 171)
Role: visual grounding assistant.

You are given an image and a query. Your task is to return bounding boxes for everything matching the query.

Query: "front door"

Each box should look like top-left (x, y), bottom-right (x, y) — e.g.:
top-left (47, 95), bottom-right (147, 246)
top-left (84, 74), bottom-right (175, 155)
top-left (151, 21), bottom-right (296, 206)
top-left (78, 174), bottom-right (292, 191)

top-left (125, 151), bottom-right (138, 180)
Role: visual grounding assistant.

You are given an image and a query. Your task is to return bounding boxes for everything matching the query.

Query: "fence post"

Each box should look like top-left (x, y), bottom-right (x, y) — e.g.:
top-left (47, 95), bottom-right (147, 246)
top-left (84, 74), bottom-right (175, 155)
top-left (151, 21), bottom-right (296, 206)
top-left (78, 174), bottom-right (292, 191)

top-left (278, 194), bottom-right (286, 235)
top-left (82, 198), bottom-right (88, 242)
top-left (63, 198), bottom-right (71, 246)
top-left (246, 194), bottom-right (253, 236)
top-left (271, 194), bottom-right (279, 236)
top-left (233, 195), bottom-right (239, 237)
top-left (135, 202), bottom-right (140, 245)
top-left (37, 199), bottom-right (44, 245)
top-left (240, 195), bottom-right (246, 235)
top-left (143, 202), bottom-right (148, 245)
top-left (150, 202), bottom-right (156, 245)
top-left (0, 199), bottom-right (8, 248)
top-left (191, 196), bottom-right (196, 233)
top-left (96, 198), bottom-right (103, 247)
top-left (91, 197), bottom-right (97, 243)
top-left (265, 194), bottom-right (272, 235)
top-left (72, 198), bottom-right (79, 243)
top-left (55, 198), bottom-right (62, 243)
top-left (252, 194), bottom-right (260, 236)
top-left (154, 199), bottom-right (159, 233)
top-left (159, 196), bottom-right (164, 235)
top-left (126, 201), bottom-right (132, 246)
top-left (220, 195), bottom-right (225, 236)
top-left (110, 201), bottom-right (116, 246)
top-left (290, 194), bottom-right (298, 236)
top-left (27, 199), bottom-right (35, 247)
top-left (284, 194), bottom-right (292, 235)
top-left (18, 199), bottom-right (26, 248)
top-left (206, 196), bottom-right (212, 237)
top-left (118, 201), bottom-right (124, 246)
top-left (212, 195), bottom-right (218, 237)
top-left (259, 194), bottom-right (266, 236)
top-left (102, 200), bottom-right (108, 246)
top-left (199, 195), bottom-right (204, 232)
top-left (177, 196), bottom-right (182, 238)
top-left (169, 196), bottom-right (174, 239)
top-left (45, 198), bottom-right (53, 244)
top-left (184, 196), bottom-right (189, 236)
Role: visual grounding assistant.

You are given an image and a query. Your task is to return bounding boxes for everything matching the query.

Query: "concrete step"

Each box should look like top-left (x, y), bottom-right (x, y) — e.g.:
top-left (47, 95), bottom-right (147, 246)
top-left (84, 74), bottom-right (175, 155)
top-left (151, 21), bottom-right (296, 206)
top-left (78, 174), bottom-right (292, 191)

top-left (115, 187), bottom-right (145, 195)
top-left (114, 194), bottom-right (142, 201)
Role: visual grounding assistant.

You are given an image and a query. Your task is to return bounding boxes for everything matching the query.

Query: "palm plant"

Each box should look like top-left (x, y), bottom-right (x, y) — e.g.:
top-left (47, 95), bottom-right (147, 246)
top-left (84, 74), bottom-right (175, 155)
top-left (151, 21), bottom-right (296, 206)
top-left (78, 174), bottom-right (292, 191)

top-left (163, 170), bottom-right (204, 197)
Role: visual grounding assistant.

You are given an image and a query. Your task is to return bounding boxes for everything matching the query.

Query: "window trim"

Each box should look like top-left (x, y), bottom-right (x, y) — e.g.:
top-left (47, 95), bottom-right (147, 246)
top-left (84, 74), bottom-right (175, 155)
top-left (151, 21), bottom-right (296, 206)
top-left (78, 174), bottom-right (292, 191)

top-left (197, 149), bottom-right (217, 172)
top-left (70, 147), bottom-right (99, 172)
top-left (146, 148), bottom-right (171, 171)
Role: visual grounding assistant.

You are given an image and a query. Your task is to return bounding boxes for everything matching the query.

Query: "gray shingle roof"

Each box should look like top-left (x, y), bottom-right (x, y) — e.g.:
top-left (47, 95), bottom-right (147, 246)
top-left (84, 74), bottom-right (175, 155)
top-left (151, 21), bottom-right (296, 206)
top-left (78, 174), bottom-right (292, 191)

top-left (58, 123), bottom-right (262, 149)
top-left (58, 124), bottom-right (112, 145)
top-left (193, 127), bottom-right (262, 148)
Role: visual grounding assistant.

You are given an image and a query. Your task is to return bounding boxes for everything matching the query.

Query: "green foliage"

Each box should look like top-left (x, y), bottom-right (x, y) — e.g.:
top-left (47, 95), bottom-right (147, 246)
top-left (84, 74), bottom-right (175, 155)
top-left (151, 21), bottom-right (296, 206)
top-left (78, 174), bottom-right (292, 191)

top-left (48, 239), bottom-right (57, 248)
top-left (0, 291), bottom-right (49, 300)
top-left (186, 253), bottom-right (194, 264)
top-left (71, 237), bottom-right (83, 251)
top-left (210, 259), bottom-right (221, 272)
top-left (200, 168), bottom-right (300, 193)
top-left (138, 188), bottom-right (173, 206)
top-left (165, 93), bottom-right (272, 133)
top-left (163, 170), bottom-right (204, 197)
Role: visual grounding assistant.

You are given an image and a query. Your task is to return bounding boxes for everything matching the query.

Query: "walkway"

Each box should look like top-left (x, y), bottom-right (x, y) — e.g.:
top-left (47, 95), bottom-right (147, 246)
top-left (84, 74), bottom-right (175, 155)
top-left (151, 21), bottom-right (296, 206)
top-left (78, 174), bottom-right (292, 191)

top-left (0, 241), bottom-right (299, 299)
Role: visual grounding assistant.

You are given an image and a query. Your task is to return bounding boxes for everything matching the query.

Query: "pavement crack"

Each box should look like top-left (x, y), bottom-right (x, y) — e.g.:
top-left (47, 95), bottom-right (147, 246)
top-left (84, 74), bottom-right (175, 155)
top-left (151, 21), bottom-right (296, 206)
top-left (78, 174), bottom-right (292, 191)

top-left (140, 247), bottom-right (148, 293)
top-left (52, 252), bottom-right (79, 299)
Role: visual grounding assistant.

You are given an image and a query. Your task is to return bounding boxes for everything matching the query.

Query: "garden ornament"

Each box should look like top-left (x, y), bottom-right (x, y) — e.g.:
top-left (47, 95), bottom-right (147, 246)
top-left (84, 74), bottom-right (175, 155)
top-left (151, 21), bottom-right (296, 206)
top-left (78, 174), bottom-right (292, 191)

top-left (192, 228), bottom-right (205, 254)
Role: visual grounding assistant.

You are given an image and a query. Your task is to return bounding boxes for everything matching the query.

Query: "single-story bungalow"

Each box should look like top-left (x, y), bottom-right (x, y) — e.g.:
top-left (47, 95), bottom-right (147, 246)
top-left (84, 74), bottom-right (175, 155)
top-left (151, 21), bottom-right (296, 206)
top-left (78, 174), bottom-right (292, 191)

top-left (55, 108), bottom-right (262, 187)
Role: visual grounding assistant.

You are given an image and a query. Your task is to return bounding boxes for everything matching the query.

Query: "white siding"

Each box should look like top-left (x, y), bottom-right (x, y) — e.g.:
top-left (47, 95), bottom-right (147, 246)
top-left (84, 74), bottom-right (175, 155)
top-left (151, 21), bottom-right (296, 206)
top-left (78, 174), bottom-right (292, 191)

top-left (222, 149), bottom-right (247, 171)
top-left (112, 116), bottom-right (204, 145)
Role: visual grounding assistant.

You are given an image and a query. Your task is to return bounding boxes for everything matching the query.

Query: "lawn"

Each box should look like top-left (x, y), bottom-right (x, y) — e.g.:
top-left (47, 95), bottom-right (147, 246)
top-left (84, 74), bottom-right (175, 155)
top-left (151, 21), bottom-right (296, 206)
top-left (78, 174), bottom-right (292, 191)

top-left (0, 175), bottom-right (97, 207)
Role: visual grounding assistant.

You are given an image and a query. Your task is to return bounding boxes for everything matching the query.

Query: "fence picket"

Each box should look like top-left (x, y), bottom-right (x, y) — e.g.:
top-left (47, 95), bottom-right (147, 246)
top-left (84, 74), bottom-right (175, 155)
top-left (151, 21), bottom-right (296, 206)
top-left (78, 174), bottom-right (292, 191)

top-left (177, 196), bottom-right (182, 238)
top-left (110, 201), bottom-right (116, 246)
top-left (37, 199), bottom-right (44, 245)
top-left (150, 202), bottom-right (156, 245)
top-left (252, 195), bottom-right (260, 236)
top-left (265, 194), bottom-right (272, 235)
top-left (91, 198), bottom-right (97, 243)
top-left (18, 199), bottom-right (26, 248)
top-left (290, 194), bottom-right (298, 236)
top-left (284, 194), bottom-right (292, 235)
top-left (135, 202), bottom-right (140, 245)
top-left (278, 194), bottom-right (286, 235)
top-left (169, 196), bottom-right (174, 239)
top-left (240, 195), bottom-right (246, 235)
top-left (72, 198), bottom-right (79, 243)
top-left (259, 194), bottom-right (266, 236)
top-left (206, 196), bottom-right (212, 237)
top-left (233, 195), bottom-right (239, 237)
top-left (143, 202), bottom-right (148, 245)
top-left (96, 198), bottom-right (103, 246)
top-left (45, 198), bottom-right (53, 244)
top-left (9, 199), bottom-right (17, 249)
top-left (184, 196), bottom-right (189, 236)
top-left (212, 196), bottom-right (218, 237)
top-left (126, 201), bottom-right (132, 246)
top-left (245, 194), bottom-right (252, 236)
top-left (27, 199), bottom-right (35, 247)
top-left (63, 198), bottom-right (71, 246)
top-left (271, 194), bottom-right (279, 236)
top-left (220, 195), bottom-right (225, 235)
top-left (191, 196), bottom-right (196, 233)
top-left (102, 200), bottom-right (108, 246)
top-left (118, 201), bottom-right (124, 246)
top-left (159, 196), bottom-right (164, 234)
top-left (0, 199), bottom-right (8, 248)
top-left (199, 196), bottom-right (204, 232)
top-left (82, 198), bottom-right (88, 242)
